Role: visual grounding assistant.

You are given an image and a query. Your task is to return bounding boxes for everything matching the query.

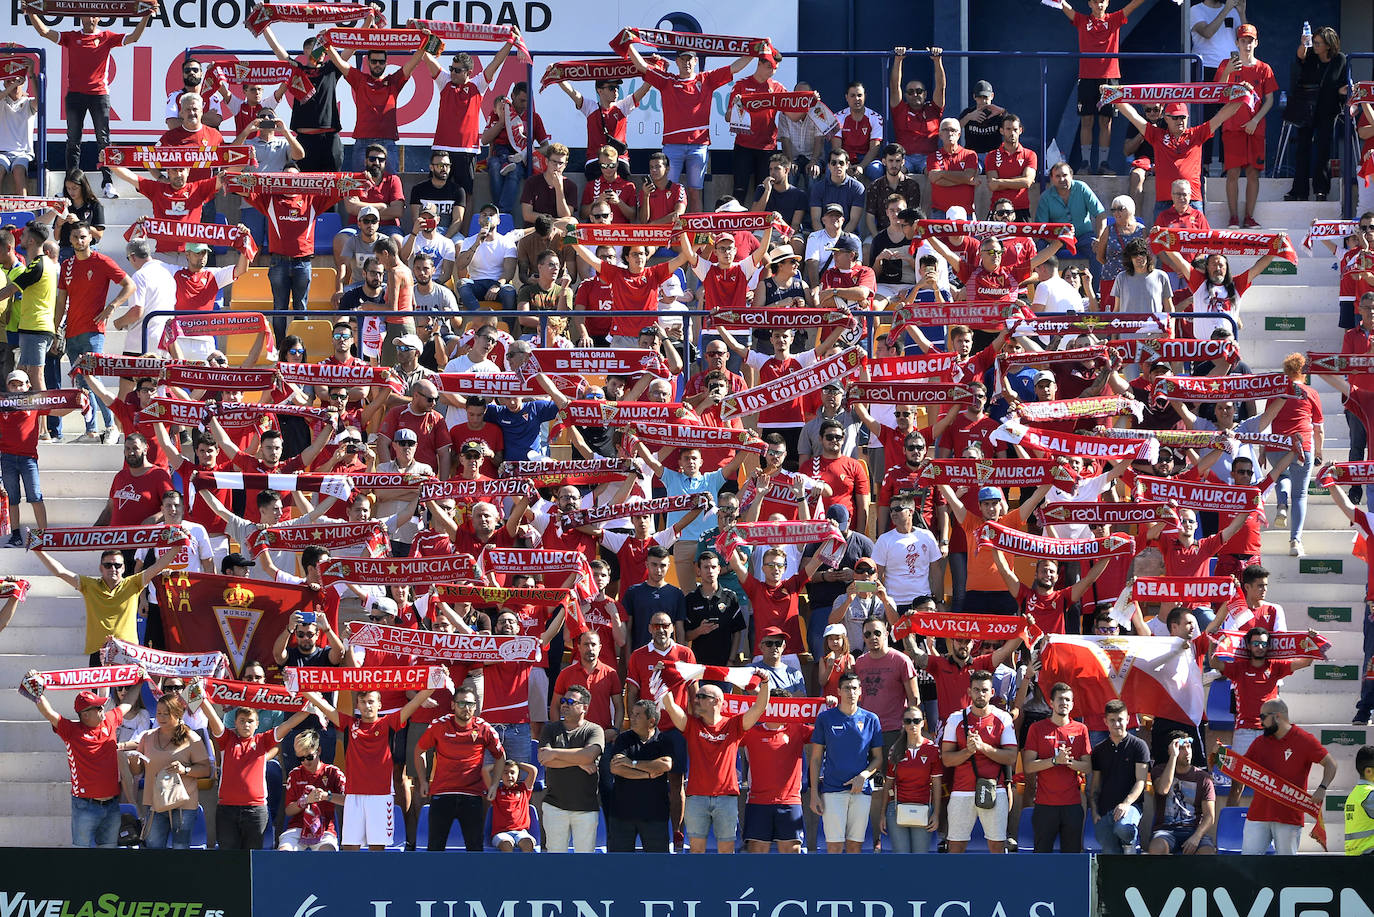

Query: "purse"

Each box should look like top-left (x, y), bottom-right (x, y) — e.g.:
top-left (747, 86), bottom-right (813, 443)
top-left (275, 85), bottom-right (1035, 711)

top-left (152, 766), bottom-right (190, 813)
top-left (895, 803), bottom-right (930, 827)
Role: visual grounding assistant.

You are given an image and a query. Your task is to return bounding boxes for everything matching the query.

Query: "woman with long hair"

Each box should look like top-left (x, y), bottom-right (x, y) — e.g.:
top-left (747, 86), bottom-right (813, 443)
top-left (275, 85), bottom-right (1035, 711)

top-left (880, 704), bottom-right (942, 853)
top-left (1258, 353), bottom-right (1324, 556)
top-left (36, 168), bottom-right (104, 260)
top-left (818, 624), bottom-right (855, 701)
top-left (1158, 244), bottom-right (1283, 339)
top-left (270, 334), bottom-right (313, 458)
top-left (132, 693), bottom-right (211, 848)
top-left (1286, 26), bottom-right (1350, 202)
top-left (1112, 239), bottom-right (1172, 337)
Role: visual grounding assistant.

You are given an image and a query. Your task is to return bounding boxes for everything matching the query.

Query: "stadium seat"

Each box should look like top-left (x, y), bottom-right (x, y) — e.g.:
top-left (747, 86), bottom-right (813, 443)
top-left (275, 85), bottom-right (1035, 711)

top-left (1207, 679), bottom-right (1235, 732)
top-left (0, 211), bottom-right (34, 229)
top-left (229, 267), bottom-right (271, 309)
top-left (315, 213), bottom-right (342, 255)
top-left (464, 211), bottom-right (514, 237)
top-left (1017, 807), bottom-right (1035, 850)
top-left (308, 267), bottom-right (337, 308)
top-left (286, 319), bottom-right (335, 358)
top-left (265, 758), bottom-right (283, 828)
top-left (189, 805), bottom-right (208, 849)
top-left (1215, 805), bottom-right (1274, 853)
top-left (483, 803), bottom-right (541, 850)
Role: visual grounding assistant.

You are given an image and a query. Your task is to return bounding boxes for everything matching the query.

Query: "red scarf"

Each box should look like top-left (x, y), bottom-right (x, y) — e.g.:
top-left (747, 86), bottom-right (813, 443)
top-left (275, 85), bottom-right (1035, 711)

top-left (215, 401), bottom-right (334, 424)
top-left (558, 400), bottom-right (698, 428)
top-left (346, 622), bottom-right (544, 663)
top-left (101, 637), bottom-right (227, 679)
top-left (75, 353), bottom-right (165, 378)
top-left (432, 585), bottom-right (571, 608)
top-left (573, 223), bottom-right (680, 247)
top-left (559, 493), bottom-right (707, 531)
top-left (315, 28), bottom-right (441, 55)
top-left (710, 307), bottom-right (851, 330)
top-left (418, 479), bottom-right (535, 502)
top-left (126, 217), bottom-right (258, 261)
top-left (1136, 474), bottom-right (1260, 513)
top-left (911, 219), bottom-right (1078, 254)
top-left (223, 171), bottom-right (367, 197)
top-left (1148, 226), bottom-right (1298, 265)
top-left (1317, 461), bottom-right (1374, 487)
top-left (864, 352), bottom-right (956, 381)
top-left (284, 665), bottom-right (448, 694)
top-left (160, 363), bottom-right (276, 392)
top-left (0, 578), bottom-right (29, 601)
top-left (245, 1), bottom-right (382, 35)
top-left (501, 458), bottom-right (633, 480)
top-left (1017, 395), bottom-right (1143, 424)
top-left (1132, 576), bottom-right (1236, 604)
top-left (27, 524), bottom-right (184, 551)
top-left (320, 554), bottom-right (480, 587)
top-left (1039, 501), bottom-right (1173, 527)
top-left (520, 348), bottom-right (669, 381)
top-left (733, 91), bottom-right (819, 114)
top-left (1216, 745), bottom-right (1327, 850)
top-left (23, 0), bottom-right (155, 14)
top-left (140, 397), bottom-right (273, 434)
top-left (1002, 346), bottom-right (1109, 369)
top-left (976, 519), bottom-right (1135, 560)
top-left (1303, 219), bottom-right (1361, 251)
top-left (680, 211), bottom-right (793, 239)
top-left (100, 145), bottom-right (257, 170)
top-left (0, 57), bottom-right (32, 81)
top-left (203, 61), bottom-right (314, 103)
top-left (249, 520), bottom-right (388, 556)
top-left (435, 372), bottom-right (576, 398)
top-left (913, 458), bottom-right (1079, 490)
top-left (539, 57), bottom-right (663, 91)
top-left (30, 665), bottom-right (144, 690)
top-left (1352, 82), bottom-right (1374, 104)
top-left (0, 196), bottom-right (64, 215)
top-left (720, 694), bottom-right (827, 723)
top-left (714, 521), bottom-right (844, 565)
top-left (1098, 82), bottom-right (1254, 107)
top-left (989, 422), bottom-right (1151, 462)
top-left (610, 26), bottom-right (776, 60)
top-left (277, 362), bottom-right (392, 387)
top-left (720, 346), bottom-right (864, 420)
top-left (1108, 338), bottom-right (1238, 365)
top-left (1010, 314), bottom-right (1166, 337)
top-left (890, 301), bottom-right (1014, 337)
top-left (408, 20), bottom-right (530, 61)
top-left (1093, 425), bottom-right (1232, 454)
top-left (0, 389), bottom-right (87, 413)
top-left (1210, 630), bottom-right (1331, 662)
top-left (844, 381), bottom-right (976, 405)
top-left (205, 679), bottom-right (312, 712)
top-left (632, 421), bottom-right (766, 454)
top-left (892, 610), bottom-right (1035, 643)
top-left (479, 548), bottom-right (597, 600)
top-left (1152, 373), bottom-right (1297, 404)
top-left (1307, 352), bottom-right (1374, 375)
top-left (159, 313), bottom-right (273, 352)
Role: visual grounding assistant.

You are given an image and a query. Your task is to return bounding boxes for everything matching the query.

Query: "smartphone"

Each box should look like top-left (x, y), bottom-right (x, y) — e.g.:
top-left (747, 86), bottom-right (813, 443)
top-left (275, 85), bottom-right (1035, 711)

top-left (299, 611), bottom-right (317, 625)
top-left (853, 581), bottom-right (879, 594)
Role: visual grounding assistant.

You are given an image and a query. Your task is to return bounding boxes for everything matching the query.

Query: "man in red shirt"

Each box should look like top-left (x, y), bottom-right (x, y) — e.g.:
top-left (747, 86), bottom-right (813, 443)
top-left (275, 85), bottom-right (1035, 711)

top-left (0, 370), bottom-right (80, 543)
top-left (728, 54), bottom-right (787, 201)
top-left (638, 151), bottom-right (689, 226)
top-left (55, 222), bottom-right (133, 442)
top-left (926, 118), bottom-right (979, 217)
top-left (833, 81), bottom-right (884, 178)
top-left (1113, 97), bottom-right (1244, 217)
top-left (102, 432), bottom-right (174, 535)
top-left (1024, 682), bottom-right (1092, 851)
top-left (569, 236), bottom-right (693, 316)
top-left (807, 418), bottom-right (872, 532)
top-left (413, 685), bottom-right (505, 852)
top-left (1058, 0), bottom-right (1149, 174)
top-left (887, 47), bottom-right (946, 172)
top-left (580, 146), bottom-right (639, 221)
top-left (551, 629), bottom-right (623, 731)
top-left (159, 93), bottom-right (225, 181)
top-left (341, 144), bottom-right (406, 235)
top-left (984, 115), bottom-right (1038, 219)
top-left (661, 676), bottom-right (772, 853)
top-left (1153, 178), bottom-right (1213, 242)
top-left (422, 38), bottom-right (518, 200)
top-left (109, 163), bottom-right (219, 228)
top-left (625, 610), bottom-right (697, 845)
top-left (1216, 24), bottom-right (1279, 227)
top-left (27, 11), bottom-right (152, 197)
top-left (940, 668), bottom-right (1019, 853)
top-left (992, 552), bottom-right (1110, 635)
top-left (1239, 700), bottom-right (1336, 855)
top-left (728, 545), bottom-right (829, 656)
top-left (308, 685), bottom-right (436, 850)
top-left (378, 379), bottom-right (451, 476)
top-left (918, 628), bottom-right (1025, 724)
top-left (321, 43), bottom-right (427, 170)
top-left (28, 679), bottom-right (145, 846)
top-left (818, 235), bottom-right (878, 311)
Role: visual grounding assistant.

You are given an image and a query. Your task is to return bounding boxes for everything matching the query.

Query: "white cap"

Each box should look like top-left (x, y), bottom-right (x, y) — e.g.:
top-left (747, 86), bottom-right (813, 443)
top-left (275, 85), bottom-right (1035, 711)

top-left (945, 205), bottom-right (969, 221)
top-left (5, 370), bottom-right (27, 384)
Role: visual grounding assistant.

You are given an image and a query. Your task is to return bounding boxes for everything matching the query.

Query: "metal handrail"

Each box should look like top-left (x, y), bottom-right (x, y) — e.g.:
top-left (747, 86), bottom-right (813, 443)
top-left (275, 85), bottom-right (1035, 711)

top-left (1342, 52), bottom-right (1373, 220)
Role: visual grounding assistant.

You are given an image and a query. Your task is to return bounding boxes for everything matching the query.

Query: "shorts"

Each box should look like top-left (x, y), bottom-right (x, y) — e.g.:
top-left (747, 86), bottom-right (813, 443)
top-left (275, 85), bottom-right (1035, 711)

top-left (743, 803), bottom-right (804, 843)
top-left (528, 667), bottom-right (549, 724)
top-left (1232, 727), bottom-right (1261, 755)
top-left (1223, 129), bottom-right (1266, 172)
top-left (1078, 78), bottom-right (1120, 117)
top-left (1, 453), bottom-right (42, 504)
top-left (0, 152), bottom-right (32, 172)
top-left (820, 791), bottom-right (870, 843)
top-left (684, 793), bottom-right (740, 842)
top-left (1151, 825), bottom-right (1216, 853)
top-left (946, 788), bottom-right (1009, 842)
top-left (493, 828), bottom-right (536, 848)
top-left (277, 827), bottom-right (339, 851)
top-left (341, 794), bottom-right (394, 847)
top-left (663, 143), bottom-right (708, 189)
top-left (15, 331), bottom-right (50, 367)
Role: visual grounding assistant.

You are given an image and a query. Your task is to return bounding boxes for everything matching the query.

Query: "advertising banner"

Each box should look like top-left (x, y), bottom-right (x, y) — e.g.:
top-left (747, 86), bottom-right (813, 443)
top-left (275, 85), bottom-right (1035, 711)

top-left (1095, 856), bottom-right (1374, 917)
top-left (0, 849), bottom-right (249, 916)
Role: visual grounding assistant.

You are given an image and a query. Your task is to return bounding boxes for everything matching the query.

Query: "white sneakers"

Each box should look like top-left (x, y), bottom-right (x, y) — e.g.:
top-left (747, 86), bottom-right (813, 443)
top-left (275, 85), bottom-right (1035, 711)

top-left (1289, 539), bottom-right (1304, 557)
top-left (102, 181), bottom-right (118, 199)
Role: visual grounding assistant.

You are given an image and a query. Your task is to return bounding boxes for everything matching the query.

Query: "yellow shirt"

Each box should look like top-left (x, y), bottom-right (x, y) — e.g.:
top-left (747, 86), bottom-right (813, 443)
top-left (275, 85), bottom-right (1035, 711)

top-left (78, 574), bottom-right (145, 655)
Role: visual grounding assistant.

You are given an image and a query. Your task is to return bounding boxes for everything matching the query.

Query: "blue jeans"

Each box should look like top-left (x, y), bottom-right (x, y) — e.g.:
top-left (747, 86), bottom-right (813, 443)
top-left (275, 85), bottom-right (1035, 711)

top-left (350, 139), bottom-right (399, 172)
top-left (492, 721), bottom-right (532, 765)
top-left (65, 331), bottom-right (110, 433)
top-left (487, 144), bottom-right (526, 220)
top-left (1359, 601), bottom-right (1374, 720)
top-left (269, 255), bottom-right (312, 342)
top-left (663, 143), bottom-right (708, 189)
top-left (884, 802), bottom-right (935, 852)
top-left (1, 453), bottom-right (42, 504)
top-left (1092, 805), bottom-right (1141, 854)
top-left (239, 207), bottom-right (267, 251)
top-left (458, 277), bottom-right (516, 313)
top-left (71, 795), bottom-right (121, 847)
top-left (145, 808), bottom-right (193, 849)
top-left (1273, 448), bottom-right (1314, 541)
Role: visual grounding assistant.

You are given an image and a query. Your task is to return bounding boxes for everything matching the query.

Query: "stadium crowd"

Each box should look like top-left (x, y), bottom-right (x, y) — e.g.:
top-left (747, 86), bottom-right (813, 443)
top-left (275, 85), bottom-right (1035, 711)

top-left (2, 0), bottom-right (1374, 859)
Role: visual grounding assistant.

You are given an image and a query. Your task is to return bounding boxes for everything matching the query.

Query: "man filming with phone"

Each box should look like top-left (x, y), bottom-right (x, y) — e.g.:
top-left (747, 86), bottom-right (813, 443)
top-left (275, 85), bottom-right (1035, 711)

top-left (274, 608), bottom-right (347, 771)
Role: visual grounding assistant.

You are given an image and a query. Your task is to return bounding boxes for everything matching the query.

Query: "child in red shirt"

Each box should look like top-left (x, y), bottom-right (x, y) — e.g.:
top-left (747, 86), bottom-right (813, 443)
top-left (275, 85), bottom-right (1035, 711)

top-left (488, 758), bottom-right (538, 851)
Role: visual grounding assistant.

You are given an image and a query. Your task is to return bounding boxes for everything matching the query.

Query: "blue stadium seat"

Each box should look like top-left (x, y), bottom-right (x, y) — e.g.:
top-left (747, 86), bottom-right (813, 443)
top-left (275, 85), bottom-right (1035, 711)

top-left (1207, 679), bottom-right (1235, 732)
top-left (189, 805), bottom-right (208, 849)
top-left (1215, 805), bottom-right (1273, 853)
top-left (415, 803), bottom-right (430, 848)
top-left (1017, 807), bottom-right (1035, 850)
top-left (464, 212), bottom-right (514, 237)
top-left (0, 211), bottom-right (34, 229)
top-left (314, 213), bottom-right (341, 255)
top-left (483, 804), bottom-right (541, 850)
top-left (265, 758), bottom-right (283, 827)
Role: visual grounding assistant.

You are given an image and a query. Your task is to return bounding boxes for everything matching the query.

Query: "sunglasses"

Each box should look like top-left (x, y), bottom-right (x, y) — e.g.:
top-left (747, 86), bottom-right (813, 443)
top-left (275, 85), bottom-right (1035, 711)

top-left (905, 444), bottom-right (925, 451)
top-left (763, 562), bottom-right (786, 569)
top-left (367, 614), bottom-right (391, 622)
top-left (823, 434), bottom-right (844, 442)
top-left (299, 753), bottom-right (318, 761)
top-left (287, 348), bottom-right (305, 355)
top-left (559, 697), bottom-right (584, 705)
top-left (863, 630), bottom-right (884, 638)
top-left (902, 717), bottom-right (923, 725)
top-left (333, 333), bottom-right (352, 340)
top-left (993, 210), bottom-right (1014, 217)
top-left (695, 693), bottom-right (719, 701)
top-left (761, 639), bottom-right (785, 648)
top-left (367, 156), bottom-right (387, 163)
top-left (102, 562), bottom-right (124, 569)
top-left (454, 700), bottom-right (478, 708)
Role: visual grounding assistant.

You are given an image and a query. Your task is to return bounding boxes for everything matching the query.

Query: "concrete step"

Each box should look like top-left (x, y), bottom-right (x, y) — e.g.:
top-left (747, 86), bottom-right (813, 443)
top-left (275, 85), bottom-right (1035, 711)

top-left (1259, 528), bottom-right (1356, 556)
top-left (1202, 201), bottom-right (1340, 230)
top-left (0, 750), bottom-right (68, 781)
top-left (33, 443), bottom-right (125, 471)
top-left (1280, 660), bottom-right (1367, 694)
top-left (0, 779), bottom-right (76, 816)
top-left (1285, 692), bottom-right (1362, 725)
top-left (38, 498), bottom-right (118, 526)
top-left (1202, 177), bottom-right (1326, 204)
top-left (0, 815), bottom-right (75, 848)
top-left (0, 623), bottom-right (86, 656)
top-left (0, 717), bottom-right (69, 752)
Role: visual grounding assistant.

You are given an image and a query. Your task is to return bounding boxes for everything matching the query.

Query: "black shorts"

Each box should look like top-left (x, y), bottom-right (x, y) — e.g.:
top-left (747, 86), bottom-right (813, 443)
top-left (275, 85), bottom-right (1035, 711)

top-left (1078, 78), bottom-right (1120, 116)
top-left (388, 721), bottom-right (410, 766)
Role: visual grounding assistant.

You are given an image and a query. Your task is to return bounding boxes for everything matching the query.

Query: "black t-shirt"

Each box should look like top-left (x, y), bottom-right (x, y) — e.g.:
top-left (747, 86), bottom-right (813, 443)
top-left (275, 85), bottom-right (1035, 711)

top-left (609, 728), bottom-right (678, 821)
top-left (754, 182), bottom-right (808, 224)
top-left (683, 586), bottom-right (745, 666)
top-left (291, 60), bottom-right (342, 133)
top-left (338, 286), bottom-right (386, 312)
top-left (1089, 732), bottom-right (1151, 816)
top-left (868, 231), bottom-right (910, 285)
top-left (409, 178), bottom-right (468, 232)
top-left (957, 106), bottom-right (1004, 155)
top-left (59, 198), bottom-right (104, 250)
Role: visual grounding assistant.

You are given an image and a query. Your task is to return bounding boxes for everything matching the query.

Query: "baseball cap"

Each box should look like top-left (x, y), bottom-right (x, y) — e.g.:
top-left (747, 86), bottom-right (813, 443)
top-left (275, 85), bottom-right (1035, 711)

top-left (826, 235), bottom-right (860, 254)
top-left (6, 370), bottom-right (27, 383)
top-left (1033, 370), bottom-right (1056, 385)
top-left (973, 80), bottom-right (994, 96)
top-left (712, 233), bottom-right (736, 246)
top-left (358, 205), bottom-right (380, 221)
top-left (417, 202), bottom-right (439, 216)
top-left (822, 381), bottom-right (843, 392)
top-left (945, 205), bottom-right (969, 221)
top-left (393, 427), bottom-right (418, 443)
top-left (256, 107), bottom-right (278, 120)
top-left (459, 439), bottom-right (487, 455)
top-left (221, 552), bottom-right (256, 572)
top-left (594, 79), bottom-right (623, 90)
top-left (825, 504), bottom-right (850, 528)
top-left (184, 242), bottom-right (210, 254)
top-left (823, 623), bottom-right (847, 639)
top-left (854, 557), bottom-right (876, 573)
top-left (822, 203), bottom-right (845, 217)
top-left (1164, 103), bottom-right (1188, 118)
top-left (396, 333), bottom-right (423, 351)
top-left (370, 596), bottom-right (399, 618)
top-left (977, 486), bottom-right (1005, 503)
top-left (760, 625), bottom-right (787, 640)
top-left (1237, 23), bottom-right (1257, 39)
top-left (74, 691), bottom-right (106, 714)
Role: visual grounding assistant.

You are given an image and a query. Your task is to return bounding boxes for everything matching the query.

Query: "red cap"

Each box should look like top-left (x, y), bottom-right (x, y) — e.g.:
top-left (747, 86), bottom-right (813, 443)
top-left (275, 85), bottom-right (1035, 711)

top-left (760, 625), bottom-right (788, 640)
top-left (74, 691), bottom-right (105, 714)
top-left (1164, 103), bottom-right (1188, 118)
top-left (1237, 24), bottom-right (1257, 39)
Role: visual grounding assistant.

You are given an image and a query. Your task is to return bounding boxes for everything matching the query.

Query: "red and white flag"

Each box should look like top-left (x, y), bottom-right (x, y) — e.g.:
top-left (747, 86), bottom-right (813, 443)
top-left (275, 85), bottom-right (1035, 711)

top-left (1038, 634), bottom-right (1204, 725)
top-left (653, 661), bottom-right (762, 695)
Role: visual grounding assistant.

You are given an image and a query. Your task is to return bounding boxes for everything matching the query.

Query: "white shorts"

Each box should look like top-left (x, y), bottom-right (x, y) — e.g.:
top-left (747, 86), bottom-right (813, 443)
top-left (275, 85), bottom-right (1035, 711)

top-left (946, 789), bottom-right (1009, 843)
top-left (341, 794), bottom-right (394, 847)
top-left (1232, 728), bottom-right (1261, 755)
top-left (528, 667), bottom-right (549, 724)
top-left (0, 152), bottom-right (32, 172)
top-left (493, 828), bottom-right (536, 849)
top-left (875, 282), bottom-right (910, 302)
top-left (820, 791), bottom-right (871, 844)
top-left (277, 827), bottom-right (340, 851)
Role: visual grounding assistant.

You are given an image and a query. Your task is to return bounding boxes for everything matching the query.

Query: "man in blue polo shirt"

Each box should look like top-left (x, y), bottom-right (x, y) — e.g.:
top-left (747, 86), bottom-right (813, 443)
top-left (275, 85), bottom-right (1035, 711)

top-left (808, 670), bottom-right (882, 853)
